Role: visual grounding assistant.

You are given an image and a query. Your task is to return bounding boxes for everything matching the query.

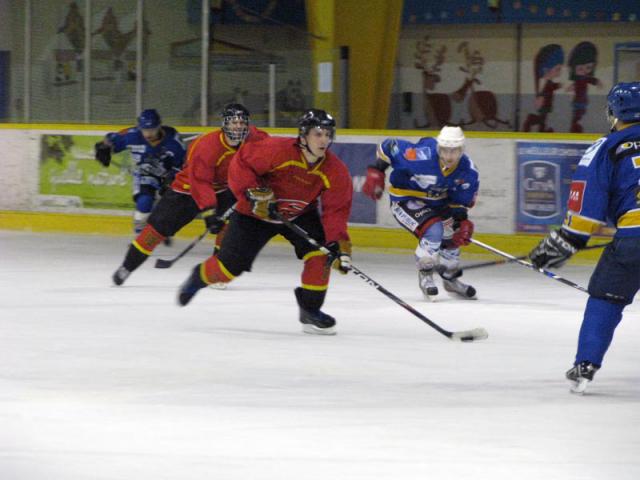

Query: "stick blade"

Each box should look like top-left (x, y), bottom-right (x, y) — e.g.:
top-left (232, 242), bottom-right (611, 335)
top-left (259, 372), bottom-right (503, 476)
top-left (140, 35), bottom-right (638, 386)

top-left (154, 259), bottom-right (173, 269)
top-left (450, 327), bottom-right (489, 342)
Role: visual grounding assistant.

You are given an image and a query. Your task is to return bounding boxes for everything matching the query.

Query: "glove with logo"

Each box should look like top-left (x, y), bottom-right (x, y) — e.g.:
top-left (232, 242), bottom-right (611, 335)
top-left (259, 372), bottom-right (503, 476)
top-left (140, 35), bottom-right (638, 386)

top-left (452, 219), bottom-right (474, 247)
top-left (529, 229), bottom-right (584, 269)
top-left (325, 239), bottom-right (352, 274)
top-left (246, 187), bottom-right (276, 219)
top-left (94, 142), bottom-right (112, 167)
top-left (201, 208), bottom-right (225, 234)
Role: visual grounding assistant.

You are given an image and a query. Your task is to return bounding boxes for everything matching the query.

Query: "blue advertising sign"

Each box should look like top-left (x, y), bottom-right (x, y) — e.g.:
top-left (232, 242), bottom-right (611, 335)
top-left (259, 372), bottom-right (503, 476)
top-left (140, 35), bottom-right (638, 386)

top-left (516, 142), bottom-right (591, 233)
top-left (330, 142), bottom-right (377, 224)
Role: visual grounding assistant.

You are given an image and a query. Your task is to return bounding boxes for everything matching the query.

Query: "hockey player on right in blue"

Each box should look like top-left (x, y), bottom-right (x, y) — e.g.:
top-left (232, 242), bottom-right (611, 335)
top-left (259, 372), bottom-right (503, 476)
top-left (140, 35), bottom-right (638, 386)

top-left (530, 82), bottom-right (640, 394)
top-left (362, 125), bottom-right (479, 301)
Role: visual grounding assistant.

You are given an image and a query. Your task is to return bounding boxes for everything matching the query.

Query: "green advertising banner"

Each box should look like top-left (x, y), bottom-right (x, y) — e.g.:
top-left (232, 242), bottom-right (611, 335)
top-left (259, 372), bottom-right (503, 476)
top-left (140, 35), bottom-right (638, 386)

top-left (39, 134), bottom-right (134, 210)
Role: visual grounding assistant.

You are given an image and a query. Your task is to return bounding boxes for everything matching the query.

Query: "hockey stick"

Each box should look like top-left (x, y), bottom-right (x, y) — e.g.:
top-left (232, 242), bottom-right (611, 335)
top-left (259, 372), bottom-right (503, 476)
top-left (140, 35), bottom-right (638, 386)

top-left (154, 205), bottom-right (236, 269)
top-left (462, 242), bottom-right (610, 271)
top-left (273, 211), bottom-right (488, 342)
top-left (469, 238), bottom-right (588, 293)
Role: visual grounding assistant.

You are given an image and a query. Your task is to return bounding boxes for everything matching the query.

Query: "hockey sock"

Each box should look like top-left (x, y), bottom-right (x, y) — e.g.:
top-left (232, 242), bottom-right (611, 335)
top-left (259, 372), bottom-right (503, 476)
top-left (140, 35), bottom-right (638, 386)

top-left (202, 256), bottom-right (235, 285)
top-left (300, 252), bottom-right (330, 290)
top-left (575, 297), bottom-right (624, 367)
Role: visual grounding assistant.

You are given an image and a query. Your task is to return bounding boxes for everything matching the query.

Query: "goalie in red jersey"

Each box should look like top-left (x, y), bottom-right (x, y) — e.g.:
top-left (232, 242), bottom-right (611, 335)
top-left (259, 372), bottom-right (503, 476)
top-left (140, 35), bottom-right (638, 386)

top-left (111, 104), bottom-right (269, 286)
top-left (177, 109), bottom-right (353, 335)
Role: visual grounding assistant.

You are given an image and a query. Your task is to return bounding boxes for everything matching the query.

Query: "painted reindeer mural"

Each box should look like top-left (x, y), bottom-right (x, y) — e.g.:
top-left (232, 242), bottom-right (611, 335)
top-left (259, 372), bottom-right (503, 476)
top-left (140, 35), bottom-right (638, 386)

top-left (414, 37), bottom-right (451, 128)
top-left (456, 42), bottom-right (511, 129)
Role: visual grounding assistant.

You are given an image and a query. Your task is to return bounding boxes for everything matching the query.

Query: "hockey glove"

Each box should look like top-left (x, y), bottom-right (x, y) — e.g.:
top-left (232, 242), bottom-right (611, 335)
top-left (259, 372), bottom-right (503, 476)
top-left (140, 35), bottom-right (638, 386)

top-left (452, 219), bottom-right (474, 247)
top-left (325, 239), bottom-right (352, 274)
top-left (362, 166), bottom-right (386, 200)
top-left (201, 208), bottom-right (225, 234)
top-left (246, 187), bottom-right (276, 219)
top-left (529, 229), bottom-right (583, 269)
top-left (95, 142), bottom-right (112, 167)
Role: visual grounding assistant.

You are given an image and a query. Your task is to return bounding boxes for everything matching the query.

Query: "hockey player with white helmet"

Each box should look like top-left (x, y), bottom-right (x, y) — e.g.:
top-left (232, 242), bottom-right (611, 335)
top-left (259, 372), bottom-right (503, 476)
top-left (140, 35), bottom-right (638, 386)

top-left (363, 125), bottom-right (479, 301)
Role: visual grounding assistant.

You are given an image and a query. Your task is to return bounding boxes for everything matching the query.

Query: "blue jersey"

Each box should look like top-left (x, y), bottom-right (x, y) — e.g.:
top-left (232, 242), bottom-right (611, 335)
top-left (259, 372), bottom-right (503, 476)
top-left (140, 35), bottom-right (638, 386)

top-left (377, 137), bottom-right (479, 211)
top-left (562, 123), bottom-right (640, 240)
top-left (108, 125), bottom-right (186, 181)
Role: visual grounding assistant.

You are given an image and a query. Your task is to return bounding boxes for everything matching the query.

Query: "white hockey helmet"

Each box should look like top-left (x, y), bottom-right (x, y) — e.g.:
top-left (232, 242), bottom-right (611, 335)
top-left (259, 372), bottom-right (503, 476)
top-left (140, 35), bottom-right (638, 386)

top-left (436, 126), bottom-right (465, 149)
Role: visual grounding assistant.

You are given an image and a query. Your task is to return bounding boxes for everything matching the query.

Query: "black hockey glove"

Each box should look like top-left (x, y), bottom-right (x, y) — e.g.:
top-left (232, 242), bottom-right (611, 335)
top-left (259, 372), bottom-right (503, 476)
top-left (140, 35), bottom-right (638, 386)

top-left (529, 229), bottom-right (584, 269)
top-left (94, 142), bottom-right (112, 167)
top-left (201, 208), bottom-right (225, 234)
top-left (325, 239), bottom-right (352, 274)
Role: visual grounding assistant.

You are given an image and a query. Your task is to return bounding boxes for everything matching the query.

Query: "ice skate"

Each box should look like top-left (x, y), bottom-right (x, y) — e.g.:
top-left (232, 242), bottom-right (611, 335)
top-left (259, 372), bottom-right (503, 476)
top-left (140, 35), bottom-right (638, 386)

top-left (442, 277), bottom-right (477, 299)
top-left (566, 361), bottom-right (599, 394)
top-left (299, 307), bottom-right (337, 335)
top-left (112, 266), bottom-right (131, 286)
top-left (177, 266), bottom-right (207, 306)
top-left (418, 268), bottom-right (438, 300)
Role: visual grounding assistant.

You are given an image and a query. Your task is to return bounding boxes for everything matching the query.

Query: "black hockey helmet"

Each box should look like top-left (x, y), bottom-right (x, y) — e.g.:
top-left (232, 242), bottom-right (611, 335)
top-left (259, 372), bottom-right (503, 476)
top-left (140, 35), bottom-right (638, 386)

top-left (297, 109), bottom-right (336, 139)
top-left (221, 103), bottom-right (250, 142)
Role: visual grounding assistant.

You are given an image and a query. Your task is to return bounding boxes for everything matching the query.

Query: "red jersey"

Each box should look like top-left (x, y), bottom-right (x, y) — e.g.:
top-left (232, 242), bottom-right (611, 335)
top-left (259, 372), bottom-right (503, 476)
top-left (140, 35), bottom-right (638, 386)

top-left (229, 136), bottom-right (353, 243)
top-left (171, 125), bottom-right (269, 210)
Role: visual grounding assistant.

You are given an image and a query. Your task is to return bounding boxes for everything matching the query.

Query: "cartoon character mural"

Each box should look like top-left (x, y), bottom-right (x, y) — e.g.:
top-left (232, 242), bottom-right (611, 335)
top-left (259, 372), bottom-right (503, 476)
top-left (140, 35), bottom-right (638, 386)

top-left (566, 41), bottom-right (602, 133)
top-left (523, 44), bottom-right (564, 132)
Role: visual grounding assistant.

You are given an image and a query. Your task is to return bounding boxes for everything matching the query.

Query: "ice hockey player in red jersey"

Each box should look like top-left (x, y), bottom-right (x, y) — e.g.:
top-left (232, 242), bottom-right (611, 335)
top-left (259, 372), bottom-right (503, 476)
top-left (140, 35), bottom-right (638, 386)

top-left (177, 109), bottom-right (353, 335)
top-left (112, 104), bottom-right (268, 286)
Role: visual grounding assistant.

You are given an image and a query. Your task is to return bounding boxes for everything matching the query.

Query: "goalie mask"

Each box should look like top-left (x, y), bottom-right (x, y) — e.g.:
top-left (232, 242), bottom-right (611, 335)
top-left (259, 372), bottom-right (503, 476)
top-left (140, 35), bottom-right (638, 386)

top-left (221, 103), bottom-right (250, 144)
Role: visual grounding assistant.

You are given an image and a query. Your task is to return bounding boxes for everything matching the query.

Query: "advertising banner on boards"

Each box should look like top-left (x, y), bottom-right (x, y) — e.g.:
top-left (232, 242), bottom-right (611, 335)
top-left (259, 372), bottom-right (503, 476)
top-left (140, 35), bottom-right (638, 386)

top-left (516, 141), bottom-right (590, 233)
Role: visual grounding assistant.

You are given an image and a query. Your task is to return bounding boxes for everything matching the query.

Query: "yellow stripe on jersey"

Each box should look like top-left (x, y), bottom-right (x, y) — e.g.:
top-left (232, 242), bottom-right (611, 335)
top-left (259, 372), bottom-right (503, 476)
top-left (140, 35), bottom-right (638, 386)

top-left (562, 212), bottom-right (604, 236)
top-left (388, 186), bottom-right (448, 200)
top-left (617, 209), bottom-right (640, 229)
top-left (309, 169), bottom-right (331, 189)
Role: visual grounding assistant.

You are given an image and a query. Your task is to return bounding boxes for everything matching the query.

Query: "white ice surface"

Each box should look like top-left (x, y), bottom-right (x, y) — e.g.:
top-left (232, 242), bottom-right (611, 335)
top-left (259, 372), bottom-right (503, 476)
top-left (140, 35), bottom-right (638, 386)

top-left (1, 231), bottom-right (639, 480)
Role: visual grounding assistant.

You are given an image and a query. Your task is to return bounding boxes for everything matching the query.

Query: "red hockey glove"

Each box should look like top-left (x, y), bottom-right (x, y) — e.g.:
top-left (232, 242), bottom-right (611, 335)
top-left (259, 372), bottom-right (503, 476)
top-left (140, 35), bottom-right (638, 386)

top-left (246, 187), bottom-right (275, 219)
top-left (452, 219), bottom-right (474, 247)
top-left (325, 239), bottom-right (352, 274)
top-left (362, 167), bottom-right (386, 200)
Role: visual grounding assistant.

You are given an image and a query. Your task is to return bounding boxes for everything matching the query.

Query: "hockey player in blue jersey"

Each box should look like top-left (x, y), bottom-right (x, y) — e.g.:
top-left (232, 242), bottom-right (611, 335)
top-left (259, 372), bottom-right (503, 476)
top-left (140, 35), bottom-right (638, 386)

top-left (94, 109), bottom-right (186, 235)
top-left (362, 125), bottom-right (479, 300)
top-left (530, 82), bottom-right (640, 394)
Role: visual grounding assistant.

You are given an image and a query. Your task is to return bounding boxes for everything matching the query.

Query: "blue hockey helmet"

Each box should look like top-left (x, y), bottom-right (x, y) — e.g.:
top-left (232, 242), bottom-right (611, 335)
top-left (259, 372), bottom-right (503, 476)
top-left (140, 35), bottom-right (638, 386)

top-left (221, 103), bottom-right (250, 143)
top-left (297, 109), bottom-right (336, 138)
top-left (137, 109), bottom-right (161, 129)
top-left (607, 82), bottom-right (640, 125)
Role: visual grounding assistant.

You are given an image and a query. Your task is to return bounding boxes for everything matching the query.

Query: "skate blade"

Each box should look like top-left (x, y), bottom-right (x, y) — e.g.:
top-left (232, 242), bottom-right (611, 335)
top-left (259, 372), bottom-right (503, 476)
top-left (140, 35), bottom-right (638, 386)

top-left (569, 378), bottom-right (590, 394)
top-left (302, 324), bottom-right (337, 335)
top-left (208, 282), bottom-right (227, 290)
